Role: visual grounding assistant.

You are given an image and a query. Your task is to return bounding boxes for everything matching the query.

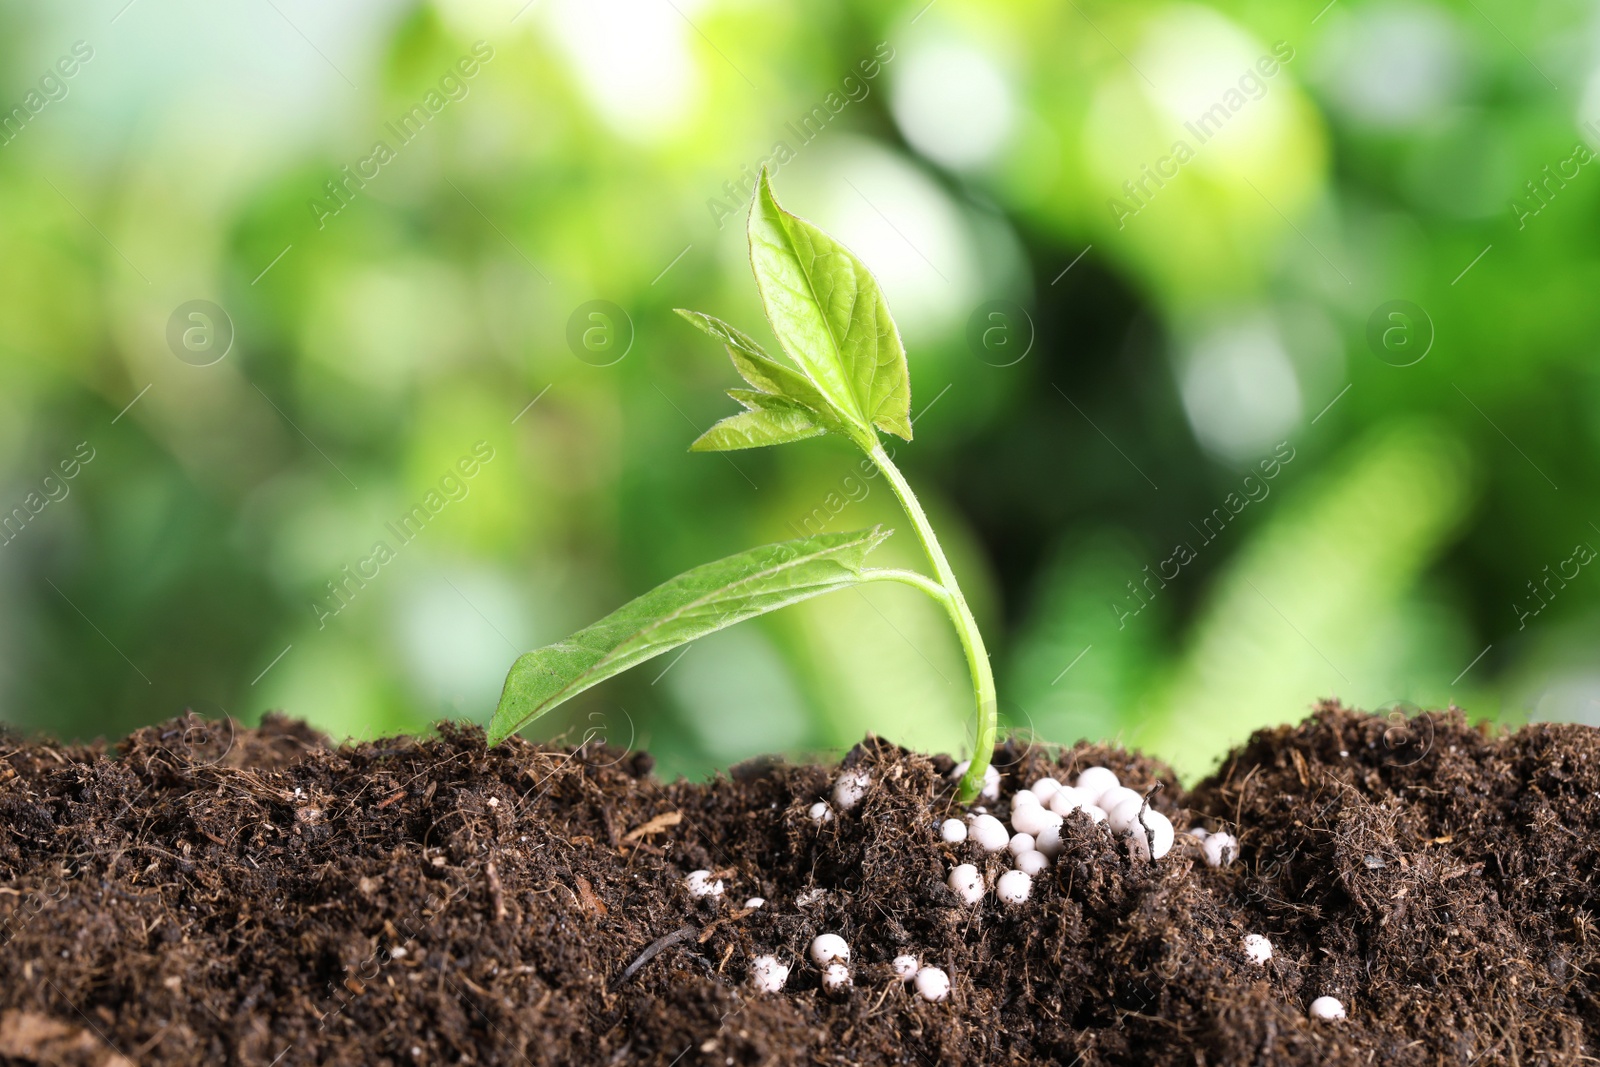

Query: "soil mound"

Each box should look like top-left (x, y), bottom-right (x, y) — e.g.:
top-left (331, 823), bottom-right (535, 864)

top-left (1, 702), bottom-right (1594, 1065)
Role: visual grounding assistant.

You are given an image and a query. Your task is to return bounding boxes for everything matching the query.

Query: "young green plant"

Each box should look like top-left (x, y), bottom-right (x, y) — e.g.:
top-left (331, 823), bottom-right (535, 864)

top-left (487, 170), bottom-right (998, 803)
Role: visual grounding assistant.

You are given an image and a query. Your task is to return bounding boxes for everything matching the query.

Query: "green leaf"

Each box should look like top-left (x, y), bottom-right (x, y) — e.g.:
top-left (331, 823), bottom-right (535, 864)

top-left (487, 527), bottom-right (894, 745)
top-left (726, 388), bottom-right (801, 411)
top-left (747, 170), bottom-right (912, 441)
top-left (674, 308), bottom-right (846, 433)
top-left (674, 310), bottom-right (781, 384)
top-left (690, 401), bottom-right (824, 451)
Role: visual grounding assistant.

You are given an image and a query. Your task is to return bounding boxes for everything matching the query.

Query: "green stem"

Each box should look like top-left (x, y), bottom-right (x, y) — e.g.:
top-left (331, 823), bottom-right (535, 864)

top-left (866, 443), bottom-right (997, 804)
top-left (861, 568), bottom-right (953, 605)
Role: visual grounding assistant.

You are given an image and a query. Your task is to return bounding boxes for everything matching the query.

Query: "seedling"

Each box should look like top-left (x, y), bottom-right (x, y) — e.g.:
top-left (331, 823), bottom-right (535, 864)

top-left (486, 170), bottom-right (998, 803)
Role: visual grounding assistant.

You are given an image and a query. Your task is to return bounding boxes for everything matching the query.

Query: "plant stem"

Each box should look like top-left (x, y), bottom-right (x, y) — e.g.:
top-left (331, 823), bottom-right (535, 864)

top-left (866, 443), bottom-right (997, 804)
top-left (861, 568), bottom-right (953, 605)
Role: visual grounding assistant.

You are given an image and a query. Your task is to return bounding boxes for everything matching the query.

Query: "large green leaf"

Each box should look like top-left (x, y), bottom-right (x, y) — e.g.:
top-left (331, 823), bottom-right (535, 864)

top-left (487, 527), bottom-right (893, 745)
top-left (746, 170), bottom-right (913, 441)
top-left (675, 308), bottom-right (846, 435)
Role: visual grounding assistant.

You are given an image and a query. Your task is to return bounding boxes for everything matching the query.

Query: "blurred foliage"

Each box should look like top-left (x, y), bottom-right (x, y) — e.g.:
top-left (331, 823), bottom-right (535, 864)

top-left (0, 0), bottom-right (1596, 782)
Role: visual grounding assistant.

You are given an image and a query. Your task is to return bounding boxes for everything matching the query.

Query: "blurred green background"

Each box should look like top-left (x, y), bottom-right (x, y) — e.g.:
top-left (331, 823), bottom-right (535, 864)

top-left (0, 0), bottom-right (1594, 781)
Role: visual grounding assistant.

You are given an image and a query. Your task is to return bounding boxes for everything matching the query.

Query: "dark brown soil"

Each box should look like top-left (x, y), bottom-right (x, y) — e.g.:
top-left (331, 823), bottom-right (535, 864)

top-left (0, 701), bottom-right (1595, 1066)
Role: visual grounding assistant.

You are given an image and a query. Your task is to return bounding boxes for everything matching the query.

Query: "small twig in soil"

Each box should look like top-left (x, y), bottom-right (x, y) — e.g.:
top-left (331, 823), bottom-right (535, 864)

top-left (573, 875), bottom-right (608, 916)
top-left (622, 811), bottom-right (682, 844)
top-left (484, 861), bottom-right (506, 921)
top-left (866, 982), bottom-right (895, 1016)
top-left (1139, 781), bottom-right (1164, 862)
top-left (616, 924), bottom-right (699, 986)
top-left (696, 910), bottom-right (742, 943)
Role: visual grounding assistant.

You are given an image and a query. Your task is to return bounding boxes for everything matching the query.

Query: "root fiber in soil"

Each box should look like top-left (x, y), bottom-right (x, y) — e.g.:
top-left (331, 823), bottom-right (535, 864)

top-left (1, 701), bottom-right (1596, 1065)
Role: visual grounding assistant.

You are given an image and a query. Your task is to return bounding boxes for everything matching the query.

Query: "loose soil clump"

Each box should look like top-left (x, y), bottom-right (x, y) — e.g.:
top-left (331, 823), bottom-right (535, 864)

top-left (1, 701), bottom-right (1596, 1065)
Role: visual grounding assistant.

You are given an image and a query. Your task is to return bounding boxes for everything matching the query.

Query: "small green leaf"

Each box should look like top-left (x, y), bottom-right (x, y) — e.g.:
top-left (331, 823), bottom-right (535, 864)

top-left (726, 388), bottom-right (800, 411)
top-left (675, 309), bottom-right (846, 433)
top-left (487, 527), bottom-right (893, 745)
top-left (691, 390), bottom-right (825, 451)
top-left (674, 309), bottom-right (777, 376)
top-left (690, 402), bottom-right (824, 451)
top-left (747, 170), bottom-right (912, 441)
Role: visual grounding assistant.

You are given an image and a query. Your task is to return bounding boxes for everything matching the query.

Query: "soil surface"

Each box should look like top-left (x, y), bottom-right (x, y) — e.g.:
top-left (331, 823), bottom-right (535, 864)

top-left (0, 701), bottom-right (1596, 1066)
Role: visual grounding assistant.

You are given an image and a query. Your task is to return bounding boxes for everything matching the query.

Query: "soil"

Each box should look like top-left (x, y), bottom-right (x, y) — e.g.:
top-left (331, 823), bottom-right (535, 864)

top-left (1, 701), bottom-right (1596, 1066)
